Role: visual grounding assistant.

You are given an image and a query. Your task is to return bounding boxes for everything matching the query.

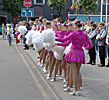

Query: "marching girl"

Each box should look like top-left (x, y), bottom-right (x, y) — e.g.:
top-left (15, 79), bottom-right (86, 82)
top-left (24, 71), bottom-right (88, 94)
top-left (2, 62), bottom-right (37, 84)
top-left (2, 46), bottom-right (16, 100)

top-left (62, 22), bottom-right (75, 92)
top-left (14, 24), bottom-right (20, 44)
top-left (37, 18), bottom-right (46, 66)
top-left (46, 22), bottom-right (58, 80)
top-left (42, 21), bottom-right (53, 73)
top-left (50, 22), bottom-right (65, 82)
top-left (55, 20), bottom-right (92, 95)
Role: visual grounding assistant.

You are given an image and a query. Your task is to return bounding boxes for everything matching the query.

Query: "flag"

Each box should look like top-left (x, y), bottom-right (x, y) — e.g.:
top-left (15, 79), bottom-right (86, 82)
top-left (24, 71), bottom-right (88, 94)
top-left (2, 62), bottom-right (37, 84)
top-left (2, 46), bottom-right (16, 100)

top-left (71, 4), bottom-right (75, 10)
top-left (77, 5), bottom-right (80, 10)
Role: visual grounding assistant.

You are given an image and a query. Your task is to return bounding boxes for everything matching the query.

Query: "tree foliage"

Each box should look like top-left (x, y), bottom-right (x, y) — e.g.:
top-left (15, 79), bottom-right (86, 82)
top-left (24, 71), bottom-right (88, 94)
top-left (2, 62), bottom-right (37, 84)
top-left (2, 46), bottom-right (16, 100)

top-left (48, 0), bottom-right (68, 17)
top-left (0, 0), bottom-right (24, 16)
top-left (75, 0), bottom-right (99, 13)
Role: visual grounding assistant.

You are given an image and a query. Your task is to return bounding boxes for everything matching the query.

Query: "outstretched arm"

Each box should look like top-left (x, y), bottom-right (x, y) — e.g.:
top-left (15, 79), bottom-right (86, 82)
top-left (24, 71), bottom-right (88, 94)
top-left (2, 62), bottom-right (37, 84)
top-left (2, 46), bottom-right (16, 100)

top-left (55, 31), bottom-right (75, 42)
top-left (57, 40), bottom-right (71, 47)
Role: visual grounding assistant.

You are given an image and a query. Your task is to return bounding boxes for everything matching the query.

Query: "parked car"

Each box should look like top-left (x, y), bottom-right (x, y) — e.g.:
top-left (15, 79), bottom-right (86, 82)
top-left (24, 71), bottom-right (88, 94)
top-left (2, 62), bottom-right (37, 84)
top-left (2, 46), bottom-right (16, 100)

top-left (0, 25), bottom-right (2, 35)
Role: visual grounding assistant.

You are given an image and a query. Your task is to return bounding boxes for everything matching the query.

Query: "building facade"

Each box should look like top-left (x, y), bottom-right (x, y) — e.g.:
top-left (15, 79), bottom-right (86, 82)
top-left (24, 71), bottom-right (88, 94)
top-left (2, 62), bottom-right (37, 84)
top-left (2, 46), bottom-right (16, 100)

top-left (0, 0), bottom-right (109, 24)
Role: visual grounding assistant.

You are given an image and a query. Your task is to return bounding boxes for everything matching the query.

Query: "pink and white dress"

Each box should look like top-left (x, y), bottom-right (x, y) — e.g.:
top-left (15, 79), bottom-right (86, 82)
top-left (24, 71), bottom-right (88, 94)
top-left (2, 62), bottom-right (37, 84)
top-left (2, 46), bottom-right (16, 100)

top-left (56, 30), bottom-right (92, 64)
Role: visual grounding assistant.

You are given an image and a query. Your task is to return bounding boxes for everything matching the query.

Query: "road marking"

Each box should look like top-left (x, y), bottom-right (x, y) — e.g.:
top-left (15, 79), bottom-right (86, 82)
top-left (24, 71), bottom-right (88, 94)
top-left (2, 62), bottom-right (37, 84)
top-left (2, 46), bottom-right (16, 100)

top-left (24, 51), bottom-right (61, 100)
top-left (15, 46), bottom-right (49, 100)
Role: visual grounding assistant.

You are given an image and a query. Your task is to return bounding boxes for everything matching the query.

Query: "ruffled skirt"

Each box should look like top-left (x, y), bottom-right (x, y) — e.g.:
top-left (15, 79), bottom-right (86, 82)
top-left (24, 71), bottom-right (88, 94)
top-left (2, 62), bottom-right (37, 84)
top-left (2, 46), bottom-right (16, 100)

top-left (64, 48), bottom-right (85, 64)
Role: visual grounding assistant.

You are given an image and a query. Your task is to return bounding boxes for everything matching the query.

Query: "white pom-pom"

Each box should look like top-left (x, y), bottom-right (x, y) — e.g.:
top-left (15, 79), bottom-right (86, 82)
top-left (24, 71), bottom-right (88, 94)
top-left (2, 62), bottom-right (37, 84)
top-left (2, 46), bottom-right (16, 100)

top-left (32, 31), bottom-right (42, 40)
top-left (25, 30), bottom-right (35, 45)
top-left (32, 37), bottom-right (43, 51)
top-left (18, 26), bottom-right (27, 35)
top-left (64, 43), bottom-right (72, 55)
top-left (42, 29), bottom-right (55, 44)
top-left (18, 34), bottom-right (21, 40)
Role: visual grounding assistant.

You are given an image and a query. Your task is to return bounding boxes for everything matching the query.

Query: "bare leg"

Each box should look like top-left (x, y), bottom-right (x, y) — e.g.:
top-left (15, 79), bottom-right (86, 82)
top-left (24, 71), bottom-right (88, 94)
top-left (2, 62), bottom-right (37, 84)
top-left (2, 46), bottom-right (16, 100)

top-left (49, 56), bottom-right (56, 77)
top-left (59, 60), bottom-right (63, 77)
top-left (65, 63), bottom-right (73, 91)
top-left (77, 63), bottom-right (82, 90)
top-left (61, 60), bottom-right (67, 78)
top-left (42, 50), bottom-right (48, 65)
top-left (40, 49), bottom-right (44, 63)
top-left (53, 60), bottom-right (61, 80)
top-left (48, 53), bottom-right (53, 71)
top-left (45, 54), bottom-right (49, 70)
top-left (70, 62), bottom-right (79, 94)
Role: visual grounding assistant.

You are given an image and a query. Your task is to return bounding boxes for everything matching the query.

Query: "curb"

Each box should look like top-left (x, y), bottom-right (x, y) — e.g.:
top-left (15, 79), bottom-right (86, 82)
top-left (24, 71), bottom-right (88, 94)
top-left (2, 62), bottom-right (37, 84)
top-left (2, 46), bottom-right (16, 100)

top-left (18, 46), bottom-right (64, 100)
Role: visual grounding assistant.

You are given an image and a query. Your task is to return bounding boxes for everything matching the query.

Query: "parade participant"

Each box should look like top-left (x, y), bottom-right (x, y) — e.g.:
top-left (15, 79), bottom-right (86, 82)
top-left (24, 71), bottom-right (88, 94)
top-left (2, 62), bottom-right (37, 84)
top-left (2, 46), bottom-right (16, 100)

top-left (97, 22), bottom-right (107, 67)
top-left (87, 23), bottom-right (97, 65)
top-left (2, 24), bottom-right (6, 40)
top-left (55, 20), bottom-right (92, 95)
top-left (47, 22), bottom-right (58, 80)
top-left (50, 22), bottom-right (65, 82)
top-left (35, 19), bottom-right (39, 31)
top-left (14, 24), bottom-right (20, 44)
top-left (42, 21), bottom-right (52, 73)
top-left (18, 21), bottom-right (27, 45)
top-left (38, 19), bottom-right (45, 33)
top-left (37, 18), bottom-right (45, 66)
top-left (62, 22), bottom-right (75, 92)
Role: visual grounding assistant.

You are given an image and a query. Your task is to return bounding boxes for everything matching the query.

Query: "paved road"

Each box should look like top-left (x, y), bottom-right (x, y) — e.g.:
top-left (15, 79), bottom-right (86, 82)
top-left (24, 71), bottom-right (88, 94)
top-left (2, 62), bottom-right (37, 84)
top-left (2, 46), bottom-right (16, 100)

top-left (24, 40), bottom-right (109, 100)
top-left (0, 37), bottom-right (58, 100)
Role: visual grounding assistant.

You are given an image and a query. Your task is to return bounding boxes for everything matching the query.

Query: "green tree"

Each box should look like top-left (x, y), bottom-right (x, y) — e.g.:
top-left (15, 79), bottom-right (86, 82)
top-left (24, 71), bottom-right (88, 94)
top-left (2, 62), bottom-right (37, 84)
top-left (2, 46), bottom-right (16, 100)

top-left (0, 0), bottom-right (24, 21)
top-left (75, 0), bottom-right (98, 14)
top-left (48, 0), bottom-right (68, 17)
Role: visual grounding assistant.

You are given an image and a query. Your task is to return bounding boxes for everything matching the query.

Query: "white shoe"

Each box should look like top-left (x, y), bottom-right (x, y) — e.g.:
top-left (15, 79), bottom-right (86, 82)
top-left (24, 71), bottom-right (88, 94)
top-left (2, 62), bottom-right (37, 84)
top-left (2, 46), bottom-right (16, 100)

top-left (47, 73), bottom-right (50, 77)
top-left (63, 84), bottom-right (68, 88)
top-left (59, 77), bottom-right (63, 80)
top-left (47, 76), bottom-right (50, 80)
top-left (43, 70), bottom-right (48, 74)
top-left (63, 79), bottom-right (66, 83)
top-left (70, 91), bottom-right (80, 96)
top-left (80, 87), bottom-right (83, 91)
top-left (40, 64), bottom-right (44, 67)
top-left (51, 78), bottom-right (56, 82)
top-left (43, 68), bottom-right (46, 72)
top-left (38, 62), bottom-right (40, 66)
top-left (64, 88), bottom-right (74, 92)
top-left (56, 75), bottom-right (59, 77)
top-left (37, 58), bottom-right (40, 62)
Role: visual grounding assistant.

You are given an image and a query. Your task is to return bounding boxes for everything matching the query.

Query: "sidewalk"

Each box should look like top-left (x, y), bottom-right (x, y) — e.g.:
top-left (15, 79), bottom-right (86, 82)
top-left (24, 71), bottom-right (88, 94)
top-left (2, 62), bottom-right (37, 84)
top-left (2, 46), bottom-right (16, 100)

top-left (20, 46), bottom-right (109, 100)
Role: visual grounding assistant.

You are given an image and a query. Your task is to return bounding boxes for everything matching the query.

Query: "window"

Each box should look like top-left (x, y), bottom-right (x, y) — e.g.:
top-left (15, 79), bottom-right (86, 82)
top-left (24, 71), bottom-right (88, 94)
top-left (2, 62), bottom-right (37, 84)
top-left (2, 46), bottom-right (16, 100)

top-left (103, 0), bottom-right (109, 4)
top-left (103, 0), bottom-right (106, 3)
top-left (34, 0), bottom-right (45, 5)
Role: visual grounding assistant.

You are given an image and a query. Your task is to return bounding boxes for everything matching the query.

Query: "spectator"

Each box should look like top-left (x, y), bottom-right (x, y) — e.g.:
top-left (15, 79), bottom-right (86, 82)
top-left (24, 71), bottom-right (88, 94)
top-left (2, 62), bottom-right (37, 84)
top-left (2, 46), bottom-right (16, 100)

top-left (87, 23), bottom-right (97, 65)
top-left (2, 24), bottom-right (6, 40)
top-left (7, 24), bottom-right (13, 46)
top-left (97, 23), bottom-right (107, 67)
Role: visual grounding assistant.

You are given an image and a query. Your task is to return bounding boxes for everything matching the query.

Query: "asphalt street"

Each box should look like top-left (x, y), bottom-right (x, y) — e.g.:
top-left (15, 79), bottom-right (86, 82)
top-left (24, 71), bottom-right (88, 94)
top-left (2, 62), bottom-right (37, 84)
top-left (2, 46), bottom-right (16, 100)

top-left (0, 37), bottom-right (58, 100)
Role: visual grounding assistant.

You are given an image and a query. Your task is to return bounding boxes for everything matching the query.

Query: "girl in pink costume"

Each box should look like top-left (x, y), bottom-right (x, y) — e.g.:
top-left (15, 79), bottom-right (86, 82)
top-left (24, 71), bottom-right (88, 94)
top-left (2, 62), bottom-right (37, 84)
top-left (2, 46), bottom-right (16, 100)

top-left (55, 20), bottom-right (92, 95)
